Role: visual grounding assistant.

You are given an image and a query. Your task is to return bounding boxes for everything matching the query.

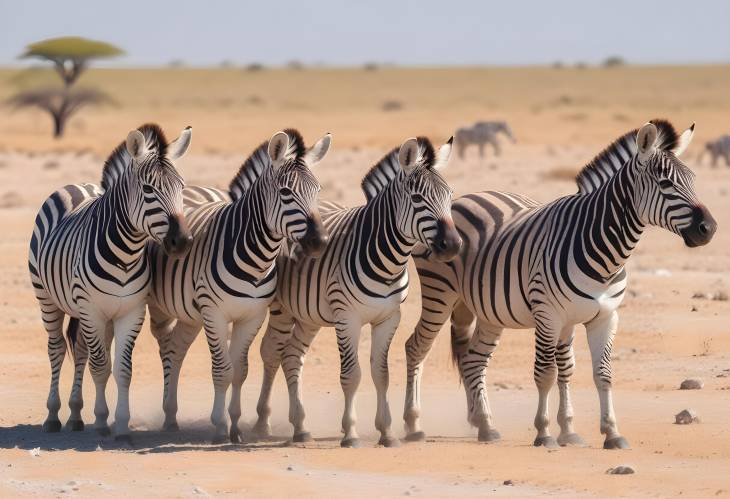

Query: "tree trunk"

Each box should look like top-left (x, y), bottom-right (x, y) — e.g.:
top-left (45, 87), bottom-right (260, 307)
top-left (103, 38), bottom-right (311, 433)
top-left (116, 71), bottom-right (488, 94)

top-left (52, 112), bottom-right (65, 138)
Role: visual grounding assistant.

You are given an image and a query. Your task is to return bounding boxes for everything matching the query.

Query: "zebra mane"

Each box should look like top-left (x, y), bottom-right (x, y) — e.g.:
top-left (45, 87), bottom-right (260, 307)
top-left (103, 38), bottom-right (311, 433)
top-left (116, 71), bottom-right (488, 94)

top-left (361, 137), bottom-right (436, 201)
top-left (100, 124), bottom-right (169, 190)
top-left (575, 119), bottom-right (680, 194)
top-left (228, 128), bottom-right (306, 201)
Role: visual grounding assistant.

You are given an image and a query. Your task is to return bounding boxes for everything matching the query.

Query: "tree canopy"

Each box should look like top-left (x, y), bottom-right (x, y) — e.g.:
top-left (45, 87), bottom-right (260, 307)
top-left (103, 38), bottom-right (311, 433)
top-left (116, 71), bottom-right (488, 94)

top-left (21, 37), bottom-right (124, 61)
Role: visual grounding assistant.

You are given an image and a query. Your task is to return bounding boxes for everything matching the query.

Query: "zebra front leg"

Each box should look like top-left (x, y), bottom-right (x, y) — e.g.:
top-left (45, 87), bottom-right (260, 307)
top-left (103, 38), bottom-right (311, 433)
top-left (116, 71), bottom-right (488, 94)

top-left (370, 311), bottom-right (400, 447)
top-left (202, 309), bottom-right (233, 444)
top-left (458, 319), bottom-right (503, 443)
top-left (112, 306), bottom-right (146, 443)
top-left (403, 295), bottom-right (457, 441)
top-left (281, 321), bottom-right (320, 443)
top-left (532, 319), bottom-right (561, 448)
top-left (78, 309), bottom-right (112, 436)
top-left (38, 302), bottom-right (66, 432)
top-left (556, 326), bottom-right (586, 447)
top-left (254, 302), bottom-right (295, 438)
top-left (67, 323), bottom-right (88, 431)
top-left (152, 318), bottom-right (201, 432)
top-left (336, 317), bottom-right (363, 448)
top-left (585, 311), bottom-right (629, 449)
top-left (228, 311), bottom-right (267, 443)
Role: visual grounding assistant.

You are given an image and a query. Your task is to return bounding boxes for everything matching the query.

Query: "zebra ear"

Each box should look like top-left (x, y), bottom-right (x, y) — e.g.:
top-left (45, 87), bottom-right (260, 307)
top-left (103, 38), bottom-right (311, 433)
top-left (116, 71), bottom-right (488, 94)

top-left (433, 136), bottom-right (453, 170)
top-left (268, 131), bottom-right (291, 170)
top-left (636, 122), bottom-right (658, 163)
top-left (672, 123), bottom-right (695, 157)
top-left (167, 126), bottom-right (192, 160)
top-left (126, 130), bottom-right (147, 160)
top-left (398, 138), bottom-right (420, 175)
top-left (304, 133), bottom-right (332, 166)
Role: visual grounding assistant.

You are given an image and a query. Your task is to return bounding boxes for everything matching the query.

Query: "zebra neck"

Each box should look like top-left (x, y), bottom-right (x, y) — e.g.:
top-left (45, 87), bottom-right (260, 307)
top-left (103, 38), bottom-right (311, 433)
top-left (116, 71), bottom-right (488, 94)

top-left (226, 179), bottom-right (283, 279)
top-left (359, 185), bottom-right (416, 280)
top-left (99, 180), bottom-right (148, 269)
top-left (582, 165), bottom-right (646, 280)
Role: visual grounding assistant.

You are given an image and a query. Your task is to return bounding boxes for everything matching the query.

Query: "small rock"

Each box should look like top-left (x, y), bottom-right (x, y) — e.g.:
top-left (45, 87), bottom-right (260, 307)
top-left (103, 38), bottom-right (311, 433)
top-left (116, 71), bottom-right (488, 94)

top-left (287, 465), bottom-right (294, 471)
top-left (192, 486), bottom-right (209, 496)
top-left (691, 305), bottom-right (698, 312)
top-left (606, 465), bottom-right (635, 475)
top-left (712, 291), bottom-right (728, 302)
top-left (503, 479), bottom-right (514, 486)
top-left (675, 409), bottom-right (700, 424)
top-left (692, 292), bottom-right (708, 300)
top-left (29, 447), bottom-right (41, 457)
top-left (680, 378), bottom-right (703, 390)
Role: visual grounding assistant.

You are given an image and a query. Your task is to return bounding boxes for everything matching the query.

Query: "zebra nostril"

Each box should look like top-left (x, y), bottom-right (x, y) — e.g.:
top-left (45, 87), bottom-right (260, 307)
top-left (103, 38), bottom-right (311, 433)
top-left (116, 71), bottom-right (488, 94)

top-left (438, 239), bottom-right (448, 250)
top-left (699, 222), bottom-right (709, 235)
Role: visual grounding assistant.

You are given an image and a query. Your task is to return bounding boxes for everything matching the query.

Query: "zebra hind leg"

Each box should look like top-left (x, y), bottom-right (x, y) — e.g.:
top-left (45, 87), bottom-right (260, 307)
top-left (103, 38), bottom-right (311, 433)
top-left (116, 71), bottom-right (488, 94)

top-left (370, 311), bottom-right (401, 447)
top-left (227, 312), bottom-right (267, 444)
top-left (555, 326), bottom-right (586, 447)
top-left (77, 308), bottom-right (112, 437)
top-left (254, 302), bottom-right (295, 439)
top-left (67, 322), bottom-right (88, 431)
top-left (282, 321), bottom-right (321, 443)
top-left (532, 318), bottom-right (561, 448)
top-left (336, 318), bottom-right (363, 448)
top-left (39, 302), bottom-right (66, 432)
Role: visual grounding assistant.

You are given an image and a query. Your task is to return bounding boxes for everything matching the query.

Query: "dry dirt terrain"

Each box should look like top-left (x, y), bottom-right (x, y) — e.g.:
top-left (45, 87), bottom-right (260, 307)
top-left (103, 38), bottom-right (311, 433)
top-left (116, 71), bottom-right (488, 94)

top-left (0, 67), bottom-right (729, 498)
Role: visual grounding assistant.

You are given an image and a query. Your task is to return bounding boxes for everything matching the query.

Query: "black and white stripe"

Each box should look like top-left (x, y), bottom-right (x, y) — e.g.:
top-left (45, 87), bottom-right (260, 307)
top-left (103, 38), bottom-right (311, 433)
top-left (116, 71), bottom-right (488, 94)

top-left (28, 124), bottom-right (192, 440)
top-left (146, 129), bottom-right (330, 443)
top-left (254, 136), bottom-right (461, 447)
top-left (403, 119), bottom-right (716, 448)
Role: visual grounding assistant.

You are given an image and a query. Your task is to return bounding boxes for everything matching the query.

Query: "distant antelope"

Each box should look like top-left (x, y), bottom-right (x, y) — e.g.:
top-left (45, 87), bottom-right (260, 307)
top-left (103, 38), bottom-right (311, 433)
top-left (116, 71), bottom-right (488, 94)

top-left (699, 135), bottom-right (730, 167)
top-left (29, 124), bottom-right (192, 442)
top-left (454, 121), bottom-right (515, 159)
top-left (403, 120), bottom-right (716, 449)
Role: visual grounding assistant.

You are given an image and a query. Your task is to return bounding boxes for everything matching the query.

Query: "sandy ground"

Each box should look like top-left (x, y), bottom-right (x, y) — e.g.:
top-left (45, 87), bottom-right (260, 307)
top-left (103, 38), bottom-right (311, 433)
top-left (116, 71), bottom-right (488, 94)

top-left (1, 67), bottom-right (729, 498)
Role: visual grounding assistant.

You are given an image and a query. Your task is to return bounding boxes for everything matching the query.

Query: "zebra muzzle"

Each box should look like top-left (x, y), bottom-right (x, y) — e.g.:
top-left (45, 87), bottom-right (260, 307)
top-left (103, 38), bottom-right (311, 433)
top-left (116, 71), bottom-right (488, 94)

top-left (681, 204), bottom-right (717, 247)
top-left (431, 218), bottom-right (462, 262)
top-left (163, 214), bottom-right (193, 256)
top-left (299, 214), bottom-right (329, 258)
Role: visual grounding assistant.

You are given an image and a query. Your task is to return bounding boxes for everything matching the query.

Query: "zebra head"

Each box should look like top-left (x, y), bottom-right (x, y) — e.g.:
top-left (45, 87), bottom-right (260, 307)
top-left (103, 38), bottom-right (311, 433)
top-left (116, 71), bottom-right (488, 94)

top-left (125, 125), bottom-right (193, 256)
top-left (397, 136), bottom-right (462, 261)
top-left (633, 121), bottom-right (716, 247)
top-left (265, 129), bottom-right (331, 257)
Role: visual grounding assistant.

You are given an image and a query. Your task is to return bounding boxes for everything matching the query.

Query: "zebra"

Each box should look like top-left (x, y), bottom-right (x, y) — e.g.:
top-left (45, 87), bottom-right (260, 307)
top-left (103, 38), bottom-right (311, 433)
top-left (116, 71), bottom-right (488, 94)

top-left (403, 119), bottom-right (716, 449)
top-left (28, 124), bottom-right (193, 441)
top-left (146, 129), bottom-right (331, 443)
top-left (454, 120), bottom-right (516, 159)
top-left (699, 135), bottom-right (730, 167)
top-left (253, 136), bottom-right (462, 448)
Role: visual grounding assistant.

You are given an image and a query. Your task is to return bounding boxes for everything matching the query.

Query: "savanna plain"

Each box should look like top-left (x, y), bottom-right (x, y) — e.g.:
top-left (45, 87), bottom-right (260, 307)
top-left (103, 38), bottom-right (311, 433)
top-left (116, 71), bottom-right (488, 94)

top-left (0, 66), bottom-right (729, 497)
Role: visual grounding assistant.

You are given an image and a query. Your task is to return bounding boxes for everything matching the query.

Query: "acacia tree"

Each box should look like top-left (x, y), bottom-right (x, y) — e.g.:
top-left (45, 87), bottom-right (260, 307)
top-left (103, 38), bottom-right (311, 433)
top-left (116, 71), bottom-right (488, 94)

top-left (7, 37), bottom-right (123, 138)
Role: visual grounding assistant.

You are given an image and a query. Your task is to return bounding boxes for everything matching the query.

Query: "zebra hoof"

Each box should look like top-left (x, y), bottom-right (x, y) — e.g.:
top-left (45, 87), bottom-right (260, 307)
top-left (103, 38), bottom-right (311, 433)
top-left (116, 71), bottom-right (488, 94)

top-left (229, 427), bottom-right (243, 444)
top-left (163, 421), bottom-right (180, 432)
top-left (292, 432), bottom-right (313, 443)
top-left (114, 434), bottom-right (133, 447)
top-left (378, 436), bottom-right (401, 448)
top-left (340, 437), bottom-right (361, 448)
top-left (96, 425), bottom-right (111, 437)
top-left (558, 432), bottom-right (586, 447)
top-left (211, 434), bottom-right (229, 445)
top-left (252, 422), bottom-right (272, 439)
top-left (404, 431), bottom-right (426, 443)
top-left (533, 436), bottom-right (559, 448)
top-left (65, 419), bottom-right (85, 432)
top-left (604, 436), bottom-right (630, 450)
top-left (478, 428), bottom-right (501, 443)
top-left (42, 419), bottom-right (62, 433)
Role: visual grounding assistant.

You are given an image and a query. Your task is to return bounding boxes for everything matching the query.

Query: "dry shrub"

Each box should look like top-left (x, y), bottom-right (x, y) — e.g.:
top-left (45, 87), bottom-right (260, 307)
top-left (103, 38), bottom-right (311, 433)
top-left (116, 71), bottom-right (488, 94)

top-left (382, 100), bottom-right (403, 112)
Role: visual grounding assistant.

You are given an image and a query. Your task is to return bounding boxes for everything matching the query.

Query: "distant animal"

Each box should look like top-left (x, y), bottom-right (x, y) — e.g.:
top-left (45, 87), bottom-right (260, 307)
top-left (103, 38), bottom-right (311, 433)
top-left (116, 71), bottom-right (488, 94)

top-left (146, 129), bottom-right (331, 443)
top-left (699, 135), bottom-right (730, 167)
top-left (403, 120), bottom-right (716, 449)
top-left (454, 121), bottom-right (515, 159)
top-left (28, 124), bottom-right (192, 441)
top-left (253, 137), bottom-right (461, 448)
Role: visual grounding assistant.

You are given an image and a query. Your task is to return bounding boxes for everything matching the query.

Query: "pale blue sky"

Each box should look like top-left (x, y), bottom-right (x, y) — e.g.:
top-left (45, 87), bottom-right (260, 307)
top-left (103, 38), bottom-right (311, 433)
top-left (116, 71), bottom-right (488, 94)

top-left (1, 0), bottom-right (728, 66)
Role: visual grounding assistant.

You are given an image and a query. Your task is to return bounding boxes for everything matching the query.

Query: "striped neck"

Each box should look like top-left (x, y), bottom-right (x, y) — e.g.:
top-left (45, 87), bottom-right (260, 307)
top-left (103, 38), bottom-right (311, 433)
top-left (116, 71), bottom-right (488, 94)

top-left (100, 175), bottom-right (149, 270)
top-left (579, 161), bottom-right (646, 280)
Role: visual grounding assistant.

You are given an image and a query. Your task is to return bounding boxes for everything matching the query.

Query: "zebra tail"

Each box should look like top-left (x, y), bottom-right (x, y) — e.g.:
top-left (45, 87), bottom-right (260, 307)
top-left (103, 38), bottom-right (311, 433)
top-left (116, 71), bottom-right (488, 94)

top-left (65, 317), bottom-right (80, 361)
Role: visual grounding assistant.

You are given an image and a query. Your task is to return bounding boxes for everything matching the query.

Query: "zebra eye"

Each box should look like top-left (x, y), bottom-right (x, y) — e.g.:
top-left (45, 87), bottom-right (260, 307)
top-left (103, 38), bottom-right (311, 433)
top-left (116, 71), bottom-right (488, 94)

top-left (279, 187), bottom-right (293, 197)
top-left (659, 179), bottom-right (673, 190)
top-left (411, 193), bottom-right (424, 203)
top-left (142, 184), bottom-right (154, 194)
